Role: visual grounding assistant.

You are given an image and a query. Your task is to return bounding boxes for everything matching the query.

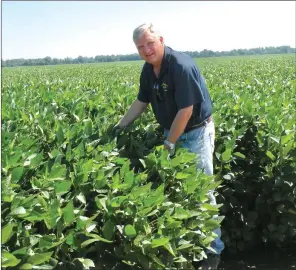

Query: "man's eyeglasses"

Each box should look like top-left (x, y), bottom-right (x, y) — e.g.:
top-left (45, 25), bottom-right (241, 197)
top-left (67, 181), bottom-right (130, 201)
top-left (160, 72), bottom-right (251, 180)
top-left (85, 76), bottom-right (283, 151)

top-left (153, 81), bottom-right (164, 102)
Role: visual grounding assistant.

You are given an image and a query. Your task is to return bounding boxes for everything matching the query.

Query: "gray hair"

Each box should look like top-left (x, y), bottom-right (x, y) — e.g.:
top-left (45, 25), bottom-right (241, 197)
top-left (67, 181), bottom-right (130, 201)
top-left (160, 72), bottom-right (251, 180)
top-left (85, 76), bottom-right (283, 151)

top-left (133, 23), bottom-right (162, 43)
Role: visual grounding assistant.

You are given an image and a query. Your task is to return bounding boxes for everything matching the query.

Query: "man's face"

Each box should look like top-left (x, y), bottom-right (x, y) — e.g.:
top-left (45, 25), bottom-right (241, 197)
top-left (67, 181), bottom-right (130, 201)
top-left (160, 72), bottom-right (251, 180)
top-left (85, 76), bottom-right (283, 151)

top-left (135, 31), bottom-right (164, 67)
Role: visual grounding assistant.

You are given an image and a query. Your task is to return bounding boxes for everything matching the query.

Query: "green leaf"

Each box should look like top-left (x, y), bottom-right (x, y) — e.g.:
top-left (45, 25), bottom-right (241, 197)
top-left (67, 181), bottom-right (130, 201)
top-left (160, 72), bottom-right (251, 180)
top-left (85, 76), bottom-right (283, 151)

top-left (164, 243), bottom-right (176, 257)
top-left (66, 142), bottom-right (73, 161)
top-left (94, 173), bottom-right (106, 189)
top-left (175, 172), bottom-right (191, 179)
top-left (84, 119), bottom-right (93, 136)
top-left (2, 223), bottom-right (15, 244)
top-left (95, 196), bottom-right (108, 212)
top-left (103, 219), bottom-right (115, 240)
top-left (124, 224), bottom-right (137, 238)
top-left (86, 222), bottom-right (97, 233)
top-left (38, 235), bottom-right (55, 249)
top-left (137, 255), bottom-right (150, 269)
top-left (270, 135), bottom-right (280, 144)
top-left (66, 232), bottom-right (75, 246)
top-left (82, 159), bottom-right (93, 173)
top-left (151, 237), bottom-right (170, 248)
top-left (200, 203), bottom-right (219, 212)
top-left (56, 125), bottom-right (64, 143)
top-left (81, 238), bottom-right (100, 248)
top-left (19, 264), bottom-right (33, 269)
top-left (76, 193), bottom-right (86, 204)
top-left (138, 207), bottom-right (153, 217)
top-left (149, 254), bottom-right (165, 267)
top-left (233, 152), bottom-right (246, 159)
top-left (139, 159), bottom-right (146, 168)
top-left (77, 258), bottom-right (95, 270)
top-left (174, 255), bottom-right (187, 263)
top-left (283, 140), bottom-right (293, 156)
top-left (143, 184), bottom-right (165, 207)
top-left (281, 133), bottom-right (294, 145)
top-left (48, 164), bottom-right (66, 180)
top-left (33, 265), bottom-right (54, 269)
top-left (11, 167), bottom-right (24, 183)
top-left (12, 247), bottom-right (29, 256)
top-left (110, 196), bottom-right (128, 208)
top-left (54, 180), bottom-right (72, 195)
top-left (27, 251), bottom-right (53, 265)
top-left (204, 219), bottom-right (220, 231)
top-left (30, 151), bottom-right (43, 168)
top-left (86, 233), bottom-right (113, 243)
top-left (266, 151), bottom-right (276, 161)
top-left (223, 174), bottom-right (232, 180)
top-left (24, 153), bottom-right (37, 166)
top-left (44, 199), bottom-right (60, 229)
top-left (176, 243), bottom-right (194, 250)
top-left (172, 208), bottom-right (191, 220)
top-left (147, 209), bottom-right (159, 217)
top-left (122, 170), bottom-right (134, 189)
top-left (184, 175), bottom-right (200, 194)
top-left (11, 206), bottom-right (26, 215)
top-left (181, 152), bottom-right (196, 163)
top-left (130, 183), bottom-right (152, 199)
top-left (170, 155), bottom-right (183, 167)
top-left (221, 149), bottom-right (232, 162)
top-left (63, 200), bottom-right (75, 225)
top-left (120, 160), bottom-right (131, 178)
top-left (2, 250), bottom-right (21, 267)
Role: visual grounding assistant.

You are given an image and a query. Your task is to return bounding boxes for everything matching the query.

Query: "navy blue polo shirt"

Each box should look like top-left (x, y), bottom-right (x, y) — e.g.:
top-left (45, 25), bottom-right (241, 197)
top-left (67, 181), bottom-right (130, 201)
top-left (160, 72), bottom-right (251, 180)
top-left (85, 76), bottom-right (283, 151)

top-left (137, 45), bottom-right (213, 131)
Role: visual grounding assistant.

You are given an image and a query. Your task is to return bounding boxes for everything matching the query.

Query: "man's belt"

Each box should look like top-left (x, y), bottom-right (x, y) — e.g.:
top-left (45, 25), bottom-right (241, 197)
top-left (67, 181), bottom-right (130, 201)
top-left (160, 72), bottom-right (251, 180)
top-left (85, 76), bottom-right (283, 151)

top-left (184, 116), bottom-right (212, 133)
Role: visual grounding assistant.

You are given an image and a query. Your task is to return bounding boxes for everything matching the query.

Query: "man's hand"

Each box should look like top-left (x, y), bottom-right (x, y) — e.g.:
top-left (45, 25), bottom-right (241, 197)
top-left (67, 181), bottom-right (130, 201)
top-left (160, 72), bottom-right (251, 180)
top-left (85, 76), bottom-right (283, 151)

top-left (164, 144), bottom-right (170, 151)
top-left (164, 140), bottom-right (176, 158)
top-left (112, 124), bottom-right (125, 136)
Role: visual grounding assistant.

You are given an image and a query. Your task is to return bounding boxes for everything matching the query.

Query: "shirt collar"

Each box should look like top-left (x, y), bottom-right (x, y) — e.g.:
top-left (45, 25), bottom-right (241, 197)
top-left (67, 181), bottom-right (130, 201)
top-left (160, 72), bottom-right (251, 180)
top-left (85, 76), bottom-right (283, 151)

top-left (147, 45), bottom-right (172, 79)
top-left (158, 45), bottom-right (172, 78)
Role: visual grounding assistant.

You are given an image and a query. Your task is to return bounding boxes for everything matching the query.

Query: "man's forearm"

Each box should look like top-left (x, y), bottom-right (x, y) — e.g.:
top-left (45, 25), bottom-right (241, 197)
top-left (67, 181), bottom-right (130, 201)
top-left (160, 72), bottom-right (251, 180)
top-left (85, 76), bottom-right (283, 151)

top-left (118, 100), bottom-right (148, 127)
top-left (167, 107), bottom-right (193, 144)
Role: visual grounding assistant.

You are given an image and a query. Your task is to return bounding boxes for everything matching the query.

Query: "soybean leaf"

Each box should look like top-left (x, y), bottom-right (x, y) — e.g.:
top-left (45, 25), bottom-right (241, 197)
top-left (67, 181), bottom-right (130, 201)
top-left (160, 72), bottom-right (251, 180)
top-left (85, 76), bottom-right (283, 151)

top-left (221, 149), bottom-right (232, 162)
top-left (103, 219), bottom-right (115, 240)
top-left (11, 167), bottom-right (24, 183)
top-left (54, 180), bottom-right (72, 195)
top-left (63, 200), bottom-right (75, 225)
top-left (2, 223), bottom-right (15, 244)
top-left (2, 250), bottom-right (21, 267)
top-left (151, 237), bottom-right (170, 248)
top-left (124, 224), bottom-right (137, 239)
top-left (76, 258), bottom-right (95, 270)
top-left (27, 251), bottom-right (53, 265)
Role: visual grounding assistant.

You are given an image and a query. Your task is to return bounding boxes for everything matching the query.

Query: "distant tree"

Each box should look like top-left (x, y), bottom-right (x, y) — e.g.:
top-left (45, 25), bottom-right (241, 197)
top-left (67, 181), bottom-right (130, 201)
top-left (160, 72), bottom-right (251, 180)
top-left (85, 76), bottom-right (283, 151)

top-left (44, 56), bottom-right (52, 65)
top-left (2, 46), bottom-right (295, 67)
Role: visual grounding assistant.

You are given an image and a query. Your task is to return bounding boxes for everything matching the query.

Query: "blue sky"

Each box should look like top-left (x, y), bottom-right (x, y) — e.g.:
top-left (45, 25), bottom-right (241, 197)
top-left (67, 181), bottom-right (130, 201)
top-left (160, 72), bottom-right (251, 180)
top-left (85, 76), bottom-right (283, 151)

top-left (2, 1), bottom-right (296, 60)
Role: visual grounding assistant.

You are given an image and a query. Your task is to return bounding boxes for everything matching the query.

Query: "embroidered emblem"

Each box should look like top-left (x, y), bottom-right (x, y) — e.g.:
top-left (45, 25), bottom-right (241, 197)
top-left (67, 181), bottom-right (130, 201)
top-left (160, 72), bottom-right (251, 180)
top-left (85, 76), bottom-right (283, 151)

top-left (161, 83), bottom-right (168, 91)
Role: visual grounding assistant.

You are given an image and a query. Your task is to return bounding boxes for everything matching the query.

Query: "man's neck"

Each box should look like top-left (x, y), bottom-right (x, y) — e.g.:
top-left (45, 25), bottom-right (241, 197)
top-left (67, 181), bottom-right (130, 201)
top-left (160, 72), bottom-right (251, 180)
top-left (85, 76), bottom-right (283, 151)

top-left (152, 48), bottom-right (165, 77)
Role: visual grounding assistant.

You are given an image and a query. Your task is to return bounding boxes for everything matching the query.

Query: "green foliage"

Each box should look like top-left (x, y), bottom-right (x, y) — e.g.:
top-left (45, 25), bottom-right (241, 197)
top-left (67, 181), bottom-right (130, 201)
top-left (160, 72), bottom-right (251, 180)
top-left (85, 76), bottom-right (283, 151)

top-left (208, 55), bottom-right (296, 253)
top-left (2, 54), bottom-right (295, 269)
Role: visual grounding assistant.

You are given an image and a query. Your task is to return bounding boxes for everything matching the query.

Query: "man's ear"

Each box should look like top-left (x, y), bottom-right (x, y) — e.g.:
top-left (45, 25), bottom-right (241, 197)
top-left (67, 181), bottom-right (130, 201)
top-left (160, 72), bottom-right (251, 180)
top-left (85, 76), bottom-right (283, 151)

top-left (160, 36), bottom-right (164, 45)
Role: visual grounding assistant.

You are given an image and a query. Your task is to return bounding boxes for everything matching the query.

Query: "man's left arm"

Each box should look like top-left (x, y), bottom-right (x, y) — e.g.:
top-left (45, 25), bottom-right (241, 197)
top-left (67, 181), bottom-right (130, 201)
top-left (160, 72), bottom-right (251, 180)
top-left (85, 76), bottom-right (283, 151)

top-left (164, 60), bottom-right (205, 153)
top-left (164, 105), bottom-right (193, 150)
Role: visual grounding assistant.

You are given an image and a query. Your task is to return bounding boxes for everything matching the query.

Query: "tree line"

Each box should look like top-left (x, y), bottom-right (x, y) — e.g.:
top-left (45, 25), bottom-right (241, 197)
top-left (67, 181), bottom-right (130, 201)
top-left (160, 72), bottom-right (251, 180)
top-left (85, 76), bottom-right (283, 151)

top-left (2, 45), bottom-right (295, 67)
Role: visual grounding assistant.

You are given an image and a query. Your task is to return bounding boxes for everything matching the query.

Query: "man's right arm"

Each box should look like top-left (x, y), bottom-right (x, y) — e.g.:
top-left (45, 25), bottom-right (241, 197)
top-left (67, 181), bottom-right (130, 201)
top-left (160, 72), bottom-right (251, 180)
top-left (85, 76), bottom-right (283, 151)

top-left (117, 99), bottom-right (149, 127)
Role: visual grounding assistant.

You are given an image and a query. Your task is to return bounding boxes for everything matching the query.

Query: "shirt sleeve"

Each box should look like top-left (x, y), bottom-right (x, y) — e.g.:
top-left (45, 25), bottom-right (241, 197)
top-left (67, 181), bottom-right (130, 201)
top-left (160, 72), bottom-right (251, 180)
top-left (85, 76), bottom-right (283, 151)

top-left (173, 61), bottom-right (205, 109)
top-left (137, 68), bottom-right (150, 103)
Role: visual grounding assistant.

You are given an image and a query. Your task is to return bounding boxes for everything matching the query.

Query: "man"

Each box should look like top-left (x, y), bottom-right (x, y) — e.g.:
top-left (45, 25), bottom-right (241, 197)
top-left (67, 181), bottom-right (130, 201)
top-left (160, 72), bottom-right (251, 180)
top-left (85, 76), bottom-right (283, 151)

top-left (113, 23), bottom-right (224, 269)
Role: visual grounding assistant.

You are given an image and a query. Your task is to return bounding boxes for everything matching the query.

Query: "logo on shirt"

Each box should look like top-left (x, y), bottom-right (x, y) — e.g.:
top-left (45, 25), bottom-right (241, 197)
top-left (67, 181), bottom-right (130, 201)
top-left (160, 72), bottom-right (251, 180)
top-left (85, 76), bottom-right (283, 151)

top-left (161, 83), bottom-right (168, 92)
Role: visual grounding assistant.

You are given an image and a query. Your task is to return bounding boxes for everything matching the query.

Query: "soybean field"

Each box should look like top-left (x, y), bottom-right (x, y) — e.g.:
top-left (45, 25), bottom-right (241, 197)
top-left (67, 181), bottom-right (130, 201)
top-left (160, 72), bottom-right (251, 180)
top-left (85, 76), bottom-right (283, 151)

top-left (1, 54), bottom-right (296, 269)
